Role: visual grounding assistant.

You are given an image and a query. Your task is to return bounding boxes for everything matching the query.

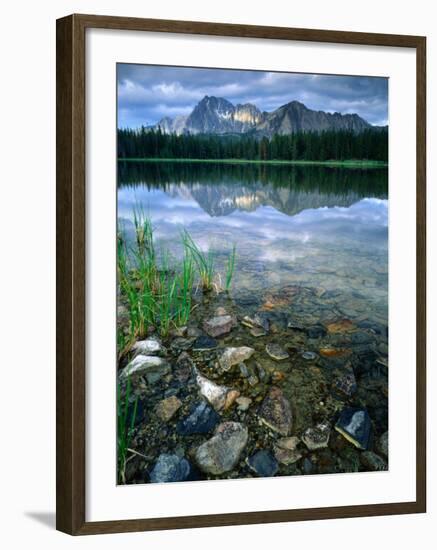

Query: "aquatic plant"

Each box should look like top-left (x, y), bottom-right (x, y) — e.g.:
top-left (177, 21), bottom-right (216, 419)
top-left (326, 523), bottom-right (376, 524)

top-left (117, 213), bottom-right (238, 343)
top-left (117, 377), bottom-right (138, 484)
top-left (182, 230), bottom-right (215, 291)
top-left (225, 244), bottom-right (237, 291)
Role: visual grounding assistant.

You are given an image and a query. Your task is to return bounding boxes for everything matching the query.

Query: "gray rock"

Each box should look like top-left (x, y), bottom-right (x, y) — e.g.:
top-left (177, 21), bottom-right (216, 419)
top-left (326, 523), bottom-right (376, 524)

top-left (302, 423), bottom-right (331, 450)
top-left (265, 343), bottom-right (289, 361)
top-left (360, 451), bottom-right (387, 471)
top-left (176, 401), bottom-right (220, 435)
top-left (258, 386), bottom-right (293, 436)
top-left (219, 346), bottom-right (255, 372)
top-left (274, 446), bottom-right (302, 465)
top-left (170, 337), bottom-right (193, 352)
top-left (195, 422), bottom-right (248, 475)
top-left (120, 355), bottom-right (171, 384)
top-left (132, 337), bottom-right (165, 357)
top-left (203, 315), bottom-right (235, 337)
top-left (149, 453), bottom-right (193, 483)
top-left (301, 351), bottom-right (317, 361)
top-left (247, 450), bottom-right (278, 477)
top-left (174, 352), bottom-right (193, 384)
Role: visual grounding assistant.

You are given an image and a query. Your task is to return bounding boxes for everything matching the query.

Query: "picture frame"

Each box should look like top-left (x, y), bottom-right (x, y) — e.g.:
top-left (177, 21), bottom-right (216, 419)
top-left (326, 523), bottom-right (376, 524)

top-left (56, 13), bottom-right (426, 535)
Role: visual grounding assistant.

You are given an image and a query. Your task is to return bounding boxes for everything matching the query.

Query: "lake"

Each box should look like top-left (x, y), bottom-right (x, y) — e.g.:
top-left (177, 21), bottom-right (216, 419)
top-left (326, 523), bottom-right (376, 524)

top-left (118, 161), bottom-right (388, 325)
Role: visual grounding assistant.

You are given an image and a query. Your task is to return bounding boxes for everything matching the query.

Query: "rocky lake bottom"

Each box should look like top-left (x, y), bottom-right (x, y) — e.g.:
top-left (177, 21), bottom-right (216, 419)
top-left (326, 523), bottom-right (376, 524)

top-left (117, 283), bottom-right (388, 484)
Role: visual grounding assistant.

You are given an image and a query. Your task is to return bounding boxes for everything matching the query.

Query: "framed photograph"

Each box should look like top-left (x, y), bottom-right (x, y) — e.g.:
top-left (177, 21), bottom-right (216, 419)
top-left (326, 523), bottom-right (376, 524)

top-left (56, 14), bottom-right (426, 535)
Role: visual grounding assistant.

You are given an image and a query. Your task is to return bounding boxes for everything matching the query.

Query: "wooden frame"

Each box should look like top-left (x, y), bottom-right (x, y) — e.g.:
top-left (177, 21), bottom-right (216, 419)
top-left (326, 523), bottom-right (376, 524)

top-left (56, 13), bottom-right (427, 535)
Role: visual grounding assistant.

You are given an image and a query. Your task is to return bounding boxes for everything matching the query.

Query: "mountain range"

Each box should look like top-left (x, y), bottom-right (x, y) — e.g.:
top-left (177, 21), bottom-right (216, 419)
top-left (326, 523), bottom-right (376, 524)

top-left (155, 96), bottom-right (376, 137)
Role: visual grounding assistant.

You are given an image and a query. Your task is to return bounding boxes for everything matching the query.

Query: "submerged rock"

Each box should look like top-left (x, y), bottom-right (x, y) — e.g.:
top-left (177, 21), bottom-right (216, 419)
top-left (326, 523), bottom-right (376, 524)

top-left (302, 423), bottom-right (331, 450)
top-left (149, 453), bottom-right (193, 483)
top-left (120, 355), bottom-right (171, 384)
top-left (265, 343), bottom-right (289, 361)
top-left (258, 386), bottom-right (293, 436)
top-left (306, 325), bottom-right (327, 339)
top-left (170, 337), bottom-right (193, 353)
top-left (360, 451), bottom-right (387, 471)
top-left (332, 370), bottom-right (357, 397)
top-left (335, 407), bottom-right (372, 450)
top-left (154, 395), bottom-right (182, 422)
top-left (192, 335), bottom-right (217, 351)
top-left (301, 351), bottom-right (317, 361)
top-left (132, 337), bottom-right (165, 357)
top-left (176, 401), bottom-right (220, 435)
top-left (242, 314), bottom-right (270, 333)
top-left (219, 346), bottom-right (255, 372)
top-left (203, 315), bottom-right (235, 337)
top-left (326, 319), bottom-right (356, 334)
top-left (174, 351), bottom-right (194, 383)
top-left (247, 450), bottom-right (278, 477)
top-left (195, 422), bottom-right (248, 475)
top-left (250, 327), bottom-right (267, 337)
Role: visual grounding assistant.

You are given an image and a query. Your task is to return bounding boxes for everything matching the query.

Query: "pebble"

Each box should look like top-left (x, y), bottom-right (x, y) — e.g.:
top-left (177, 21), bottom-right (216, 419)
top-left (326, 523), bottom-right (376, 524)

top-left (265, 343), bottom-right (289, 361)
top-left (302, 423), bottom-right (331, 450)
top-left (176, 401), bottom-right (220, 435)
top-left (203, 315), bottom-right (235, 337)
top-left (154, 395), bottom-right (182, 422)
top-left (247, 450), bottom-right (279, 477)
top-left (119, 355), bottom-right (171, 384)
top-left (258, 386), bottom-right (293, 436)
top-left (149, 454), bottom-right (194, 483)
top-left (219, 346), bottom-right (255, 371)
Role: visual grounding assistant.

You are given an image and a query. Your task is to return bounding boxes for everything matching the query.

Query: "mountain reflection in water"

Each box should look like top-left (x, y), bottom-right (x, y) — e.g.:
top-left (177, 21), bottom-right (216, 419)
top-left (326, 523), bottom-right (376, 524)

top-left (118, 161), bottom-right (388, 323)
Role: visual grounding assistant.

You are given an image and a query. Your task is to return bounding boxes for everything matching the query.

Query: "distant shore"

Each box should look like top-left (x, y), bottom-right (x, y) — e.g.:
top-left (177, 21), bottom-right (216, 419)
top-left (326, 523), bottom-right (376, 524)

top-left (118, 158), bottom-right (388, 168)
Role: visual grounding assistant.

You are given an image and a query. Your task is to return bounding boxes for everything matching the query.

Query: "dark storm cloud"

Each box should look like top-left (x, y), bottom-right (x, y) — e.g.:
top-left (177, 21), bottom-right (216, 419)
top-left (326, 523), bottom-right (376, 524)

top-left (117, 64), bottom-right (388, 129)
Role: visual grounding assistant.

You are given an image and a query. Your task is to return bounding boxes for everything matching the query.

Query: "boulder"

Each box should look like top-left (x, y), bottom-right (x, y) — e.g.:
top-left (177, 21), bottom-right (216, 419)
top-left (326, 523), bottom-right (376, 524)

top-left (219, 346), bottom-right (255, 371)
top-left (335, 407), bottom-right (372, 450)
top-left (176, 401), bottom-right (220, 435)
top-left (302, 423), bottom-right (331, 450)
top-left (258, 386), bottom-right (293, 436)
top-left (247, 450), bottom-right (278, 477)
top-left (119, 355), bottom-right (171, 384)
top-left (149, 453), bottom-right (194, 483)
top-left (195, 422), bottom-right (248, 475)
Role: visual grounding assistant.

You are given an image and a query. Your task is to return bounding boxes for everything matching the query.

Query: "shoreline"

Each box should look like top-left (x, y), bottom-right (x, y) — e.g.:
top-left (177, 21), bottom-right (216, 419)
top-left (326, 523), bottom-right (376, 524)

top-left (118, 158), bottom-right (388, 168)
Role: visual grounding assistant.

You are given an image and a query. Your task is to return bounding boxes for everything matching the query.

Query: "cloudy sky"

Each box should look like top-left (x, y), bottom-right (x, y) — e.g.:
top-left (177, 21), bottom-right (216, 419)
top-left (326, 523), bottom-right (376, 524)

top-left (117, 64), bottom-right (388, 129)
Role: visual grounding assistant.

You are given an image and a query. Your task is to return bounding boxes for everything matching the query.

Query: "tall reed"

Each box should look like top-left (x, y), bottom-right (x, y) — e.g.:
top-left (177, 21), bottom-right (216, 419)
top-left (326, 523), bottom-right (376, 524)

top-left (117, 377), bottom-right (138, 484)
